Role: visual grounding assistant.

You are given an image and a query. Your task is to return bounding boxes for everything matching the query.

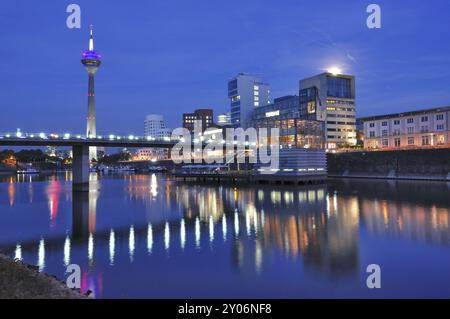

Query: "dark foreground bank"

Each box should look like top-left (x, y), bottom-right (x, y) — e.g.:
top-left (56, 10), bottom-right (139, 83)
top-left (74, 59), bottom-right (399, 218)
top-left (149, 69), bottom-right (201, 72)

top-left (0, 254), bottom-right (84, 299)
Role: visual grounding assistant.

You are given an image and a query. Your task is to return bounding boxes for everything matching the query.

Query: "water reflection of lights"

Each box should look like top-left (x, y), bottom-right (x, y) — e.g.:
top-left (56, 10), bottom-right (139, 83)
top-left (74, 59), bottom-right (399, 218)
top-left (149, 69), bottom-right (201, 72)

top-left (180, 219), bottom-right (186, 249)
top-left (88, 234), bottom-right (94, 263)
top-left (164, 222), bottom-right (170, 251)
top-left (253, 209), bottom-right (258, 235)
top-left (222, 214), bottom-right (227, 241)
top-left (150, 174), bottom-right (158, 197)
top-left (88, 190), bottom-right (98, 234)
top-left (8, 183), bottom-right (14, 206)
top-left (258, 190), bottom-right (264, 201)
top-left (209, 215), bottom-right (214, 243)
top-left (270, 191), bottom-right (281, 204)
top-left (7, 175), bottom-right (450, 297)
top-left (147, 224), bottom-right (153, 254)
top-left (255, 242), bottom-right (262, 273)
top-left (46, 179), bottom-right (61, 226)
top-left (14, 244), bottom-right (22, 261)
top-left (109, 229), bottom-right (115, 265)
top-left (64, 236), bottom-right (71, 266)
top-left (284, 191), bottom-right (294, 204)
top-left (234, 211), bottom-right (240, 236)
top-left (38, 239), bottom-right (45, 271)
top-left (195, 217), bottom-right (200, 248)
top-left (245, 210), bottom-right (251, 236)
top-left (333, 193), bottom-right (338, 214)
top-left (326, 195), bottom-right (331, 218)
top-left (129, 225), bottom-right (135, 262)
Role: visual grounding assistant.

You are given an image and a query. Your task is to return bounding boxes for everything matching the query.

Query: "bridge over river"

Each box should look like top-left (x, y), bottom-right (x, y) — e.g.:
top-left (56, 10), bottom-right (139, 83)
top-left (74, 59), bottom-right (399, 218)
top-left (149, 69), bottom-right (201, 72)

top-left (0, 132), bottom-right (176, 191)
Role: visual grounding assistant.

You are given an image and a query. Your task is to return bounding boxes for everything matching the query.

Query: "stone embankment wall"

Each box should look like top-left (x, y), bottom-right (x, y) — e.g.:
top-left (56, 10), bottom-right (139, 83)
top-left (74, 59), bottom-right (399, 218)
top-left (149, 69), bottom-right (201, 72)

top-left (327, 148), bottom-right (450, 181)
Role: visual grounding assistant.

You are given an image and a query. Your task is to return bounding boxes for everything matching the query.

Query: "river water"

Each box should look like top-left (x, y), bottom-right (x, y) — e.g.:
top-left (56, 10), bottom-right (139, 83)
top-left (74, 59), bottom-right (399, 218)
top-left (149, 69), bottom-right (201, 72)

top-left (0, 173), bottom-right (449, 298)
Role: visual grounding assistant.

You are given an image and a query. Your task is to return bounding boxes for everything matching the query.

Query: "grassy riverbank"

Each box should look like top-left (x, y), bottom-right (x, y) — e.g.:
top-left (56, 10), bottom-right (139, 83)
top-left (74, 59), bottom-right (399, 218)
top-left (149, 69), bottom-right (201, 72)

top-left (0, 254), bottom-right (84, 299)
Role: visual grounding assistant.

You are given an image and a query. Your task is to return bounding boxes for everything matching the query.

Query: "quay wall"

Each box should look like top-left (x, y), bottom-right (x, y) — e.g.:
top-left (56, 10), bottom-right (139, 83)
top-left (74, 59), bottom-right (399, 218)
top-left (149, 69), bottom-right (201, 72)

top-left (327, 148), bottom-right (450, 181)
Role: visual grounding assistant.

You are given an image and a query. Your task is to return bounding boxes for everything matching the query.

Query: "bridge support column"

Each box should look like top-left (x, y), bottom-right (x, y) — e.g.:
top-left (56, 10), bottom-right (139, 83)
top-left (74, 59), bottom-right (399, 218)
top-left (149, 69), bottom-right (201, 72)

top-left (73, 145), bottom-right (90, 192)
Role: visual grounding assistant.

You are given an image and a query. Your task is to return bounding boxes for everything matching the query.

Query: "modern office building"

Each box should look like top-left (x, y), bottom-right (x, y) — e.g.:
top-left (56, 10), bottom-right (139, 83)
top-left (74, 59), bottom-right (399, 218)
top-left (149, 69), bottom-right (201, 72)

top-left (81, 25), bottom-right (102, 161)
top-left (299, 72), bottom-right (356, 149)
top-left (144, 114), bottom-right (171, 139)
top-left (216, 112), bottom-right (231, 127)
top-left (251, 95), bottom-right (325, 149)
top-left (228, 73), bottom-right (271, 128)
top-left (361, 106), bottom-right (450, 150)
top-left (183, 109), bottom-right (214, 132)
top-left (140, 114), bottom-right (171, 160)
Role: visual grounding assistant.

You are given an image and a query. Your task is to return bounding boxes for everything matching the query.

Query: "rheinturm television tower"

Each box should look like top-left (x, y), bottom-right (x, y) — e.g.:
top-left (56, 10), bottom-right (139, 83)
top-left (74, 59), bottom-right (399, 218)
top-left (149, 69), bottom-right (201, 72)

top-left (81, 25), bottom-right (101, 161)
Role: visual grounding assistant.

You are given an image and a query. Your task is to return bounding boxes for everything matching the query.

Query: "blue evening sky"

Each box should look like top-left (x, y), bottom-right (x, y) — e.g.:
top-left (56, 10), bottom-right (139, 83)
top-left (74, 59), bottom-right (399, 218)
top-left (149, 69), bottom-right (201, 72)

top-left (1, 0), bottom-right (450, 135)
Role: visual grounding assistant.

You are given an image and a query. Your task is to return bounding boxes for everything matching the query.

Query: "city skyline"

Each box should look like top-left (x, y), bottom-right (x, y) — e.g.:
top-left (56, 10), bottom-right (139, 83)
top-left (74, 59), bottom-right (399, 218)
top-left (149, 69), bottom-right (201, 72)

top-left (1, 0), bottom-right (450, 134)
top-left (1, 1), bottom-right (450, 302)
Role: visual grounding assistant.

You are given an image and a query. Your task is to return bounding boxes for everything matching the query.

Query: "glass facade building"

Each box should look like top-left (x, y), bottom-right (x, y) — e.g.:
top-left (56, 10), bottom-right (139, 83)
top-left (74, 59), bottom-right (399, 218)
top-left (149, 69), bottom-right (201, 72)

top-left (228, 73), bottom-right (271, 128)
top-left (251, 95), bottom-right (325, 149)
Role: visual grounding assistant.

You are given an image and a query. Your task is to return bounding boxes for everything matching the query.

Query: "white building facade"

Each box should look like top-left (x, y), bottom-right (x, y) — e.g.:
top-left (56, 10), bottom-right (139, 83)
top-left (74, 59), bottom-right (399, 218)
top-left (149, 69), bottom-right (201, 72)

top-left (139, 114), bottom-right (171, 160)
top-left (362, 106), bottom-right (450, 150)
top-left (228, 73), bottom-right (271, 128)
top-left (144, 114), bottom-right (171, 139)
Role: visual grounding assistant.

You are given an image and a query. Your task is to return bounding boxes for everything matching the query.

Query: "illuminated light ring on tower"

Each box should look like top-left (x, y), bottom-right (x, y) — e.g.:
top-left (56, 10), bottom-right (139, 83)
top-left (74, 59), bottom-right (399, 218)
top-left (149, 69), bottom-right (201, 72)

top-left (81, 25), bottom-right (102, 162)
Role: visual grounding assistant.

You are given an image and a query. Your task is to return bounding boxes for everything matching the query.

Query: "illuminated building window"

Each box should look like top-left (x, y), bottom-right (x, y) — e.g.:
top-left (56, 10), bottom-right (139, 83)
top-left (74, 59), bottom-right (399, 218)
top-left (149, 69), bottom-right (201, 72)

top-left (307, 102), bottom-right (316, 114)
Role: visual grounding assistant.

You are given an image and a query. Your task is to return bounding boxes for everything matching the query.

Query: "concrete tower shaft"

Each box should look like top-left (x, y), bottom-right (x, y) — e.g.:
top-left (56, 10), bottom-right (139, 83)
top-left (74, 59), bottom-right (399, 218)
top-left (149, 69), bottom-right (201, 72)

top-left (81, 25), bottom-right (102, 160)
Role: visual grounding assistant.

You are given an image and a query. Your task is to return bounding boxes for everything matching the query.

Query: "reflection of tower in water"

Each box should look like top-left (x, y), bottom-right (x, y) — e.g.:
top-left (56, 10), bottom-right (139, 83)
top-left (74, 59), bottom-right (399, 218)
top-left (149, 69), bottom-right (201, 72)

top-left (72, 189), bottom-right (99, 242)
top-left (71, 187), bottom-right (101, 297)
